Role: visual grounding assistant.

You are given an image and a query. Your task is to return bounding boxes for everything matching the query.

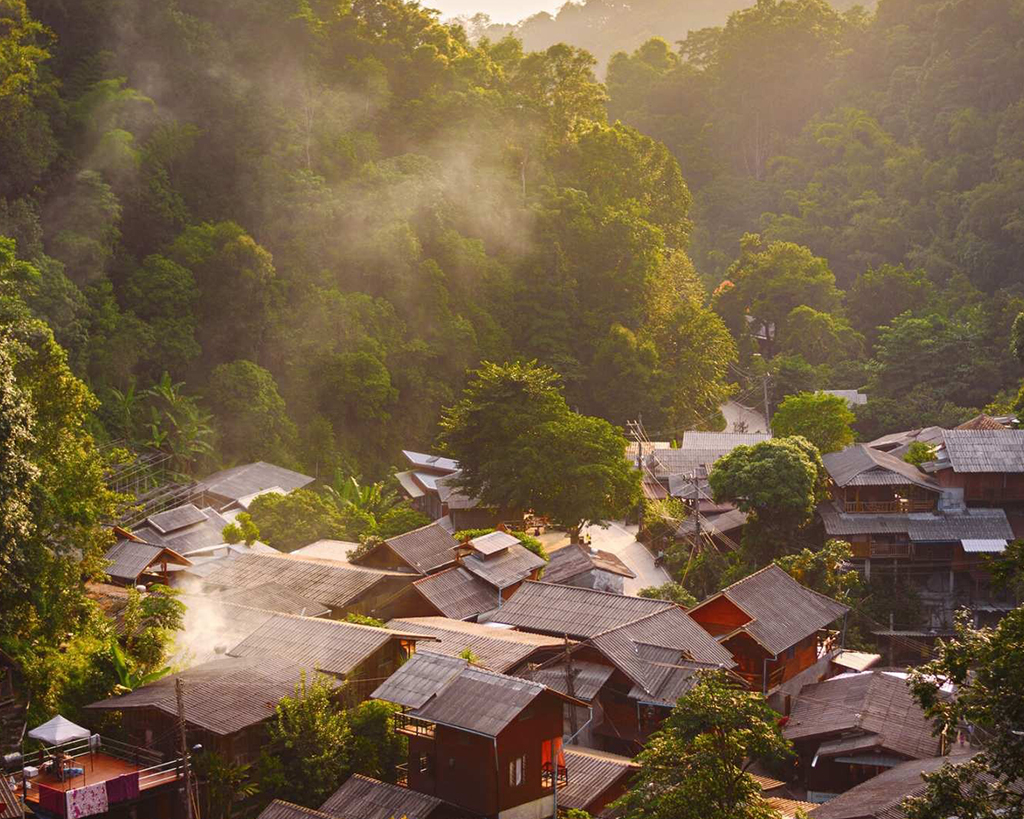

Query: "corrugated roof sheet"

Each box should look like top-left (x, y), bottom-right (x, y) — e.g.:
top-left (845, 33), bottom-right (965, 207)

top-left (394, 470), bottom-right (426, 499)
top-left (289, 540), bottom-right (358, 561)
top-left (770, 797), bottom-right (819, 818)
top-left (807, 755), bottom-right (957, 819)
top-left (412, 567), bottom-right (498, 620)
top-left (378, 522), bottom-right (459, 574)
top-left (492, 581), bottom-right (675, 639)
top-left (697, 565), bottom-right (849, 656)
top-left (941, 430), bottom-right (1024, 473)
top-left (543, 544), bottom-right (635, 585)
top-left (957, 414), bottom-right (1009, 431)
top-left (647, 433), bottom-right (772, 479)
top-left (961, 539), bottom-right (1008, 553)
top-left (907, 510), bottom-right (1013, 543)
top-left (104, 540), bottom-right (191, 583)
top-left (148, 503), bottom-right (208, 535)
top-left (559, 748), bottom-right (636, 812)
top-left (373, 652), bottom-right (557, 737)
top-left (176, 595), bottom-right (278, 666)
top-left (320, 774), bottom-right (442, 819)
top-left (822, 445), bottom-right (939, 490)
top-left (388, 617), bottom-right (562, 673)
top-left (257, 800), bottom-right (339, 819)
top-left (435, 472), bottom-right (481, 509)
top-left (470, 531), bottom-right (520, 555)
top-left (220, 582), bottom-right (331, 618)
top-left (462, 543), bottom-right (547, 588)
top-left (227, 613), bottom-right (421, 676)
top-left (199, 462), bottom-right (314, 504)
top-left (198, 553), bottom-right (404, 609)
top-left (676, 507), bottom-right (748, 538)
top-left (126, 505), bottom-right (233, 556)
top-left (517, 660), bottom-right (614, 702)
top-left (819, 505), bottom-right (912, 536)
top-left (402, 451), bottom-right (459, 474)
top-left (0, 774), bottom-right (19, 819)
top-left (784, 671), bottom-right (941, 760)
top-left (86, 657), bottom-right (320, 735)
top-left (625, 648), bottom-right (730, 706)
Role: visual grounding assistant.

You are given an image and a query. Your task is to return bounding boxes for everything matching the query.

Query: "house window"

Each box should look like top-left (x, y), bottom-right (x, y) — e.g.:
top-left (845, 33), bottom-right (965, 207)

top-left (418, 752), bottom-right (432, 775)
top-left (508, 755), bottom-right (525, 787)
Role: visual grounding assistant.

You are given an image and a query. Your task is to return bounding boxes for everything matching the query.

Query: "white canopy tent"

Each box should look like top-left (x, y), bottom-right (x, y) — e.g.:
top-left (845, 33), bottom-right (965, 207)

top-left (27, 715), bottom-right (91, 746)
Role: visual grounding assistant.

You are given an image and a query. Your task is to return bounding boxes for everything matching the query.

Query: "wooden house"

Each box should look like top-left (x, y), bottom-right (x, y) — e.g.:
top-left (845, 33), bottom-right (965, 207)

top-left (103, 535), bottom-right (192, 587)
top-left (394, 451), bottom-right (509, 530)
top-left (319, 774), bottom-right (449, 819)
top-left (196, 461), bottom-right (314, 512)
top-left (372, 653), bottom-right (582, 819)
top-left (558, 749), bottom-right (637, 817)
top-left (542, 543), bottom-right (636, 593)
top-left (352, 521), bottom-right (460, 575)
top-left (927, 429), bottom-right (1024, 507)
top-left (784, 671), bottom-right (944, 801)
top-left (688, 565), bottom-right (849, 695)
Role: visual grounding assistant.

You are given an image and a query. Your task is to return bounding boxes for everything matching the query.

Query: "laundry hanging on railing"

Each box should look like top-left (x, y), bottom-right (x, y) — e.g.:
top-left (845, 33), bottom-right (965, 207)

top-left (65, 781), bottom-right (108, 818)
top-left (105, 771), bottom-right (139, 804)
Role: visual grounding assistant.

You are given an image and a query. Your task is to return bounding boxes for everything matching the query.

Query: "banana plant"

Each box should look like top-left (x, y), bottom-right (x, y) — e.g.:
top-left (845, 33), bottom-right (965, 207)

top-left (109, 638), bottom-right (171, 695)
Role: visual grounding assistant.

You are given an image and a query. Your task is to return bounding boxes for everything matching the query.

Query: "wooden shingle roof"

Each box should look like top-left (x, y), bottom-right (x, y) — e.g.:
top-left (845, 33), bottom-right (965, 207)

top-left (492, 581), bottom-right (675, 639)
top-left (387, 617), bottom-right (562, 673)
top-left (785, 671), bottom-right (942, 760)
top-left (320, 774), bottom-right (443, 819)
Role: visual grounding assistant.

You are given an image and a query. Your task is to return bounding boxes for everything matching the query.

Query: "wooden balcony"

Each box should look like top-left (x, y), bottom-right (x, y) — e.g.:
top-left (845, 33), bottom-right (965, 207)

top-left (394, 711), bottom-right (435, 739)
top-left (735, 665), bottom-right (785, 693)
top-left (843, 500), bottom-right (935, 514)
top-left (870, 542), bottom-right (912, 558)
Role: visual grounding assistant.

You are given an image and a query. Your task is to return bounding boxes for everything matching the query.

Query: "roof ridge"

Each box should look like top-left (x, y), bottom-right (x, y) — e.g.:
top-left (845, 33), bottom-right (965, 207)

top-left (264, 799), bottom-right (339, 819)
top-left (523, 579), bottom-right (675, 604)
top-left (588, 604), bottom-right (681, 641)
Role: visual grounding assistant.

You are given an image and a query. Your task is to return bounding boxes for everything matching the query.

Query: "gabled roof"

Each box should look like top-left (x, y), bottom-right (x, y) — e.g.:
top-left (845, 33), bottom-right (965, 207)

top-left (469, 530), bottom-right (520, 555)
top-left (198, 462), bottom-right (314, 505)
top-left (517, 660), bottom-right (615, 702)
top-left (176, 595), bottom-right (278, 666)
top-left (226, 612), bottom-right (430, 677)
top-left (461, 542), bottom-right (547, 588)
top-left (257, 801), bottom-right (339, 819)
top-left (819, 504), bottom-right (1014, 543)
top-left (410, 566), bottom-right (498, 620)
top-left (690, 565), bottom-right (849, 656)
top-left (121, 504), bottom-right (233, 556)
top-left (868, 427), bottom-right (946, 456)
top-left (373, 652), bottom-right (578, 737)
top-left (559, 748), bottom-right (637, 813)
top-left (148, 503), bottom-right (208, 534)
top-left (823, 445), bottom-right (940, 490)
top-left (388, 617), bottom-right (562, 673)
top-left (784, 671), bottom-right (941, 760)
top-left (939, 429), bottom-right (1024, 473)
top-left (957, 413), bottom-right (1010, 431)
top-left (219, 582), bottom-right (330, 618)
top-left (0, 774), bottom-right (19, 819)
top-left (198, 553), bottom-right (406, 610)
top-left (86, 656), bottom-right (322, 735)
top-left (401, 450), bottom-right (459, 474)
top-left (104, 540), bottom-right (191, 583)
top-left (807, 755), bottom-right (960, 819)
top-left (491, 581), bottom-right (675, 639)
top-left (371, 521), bottom-right (459, 574)
top-left (435, 471), bottom-right (482, 510)
top-left (647, 432), bottom-right (771, 479)
top-left (542, 543), bottom-right (636, 585)
top-left (320, 774), bottom-right (443, 819)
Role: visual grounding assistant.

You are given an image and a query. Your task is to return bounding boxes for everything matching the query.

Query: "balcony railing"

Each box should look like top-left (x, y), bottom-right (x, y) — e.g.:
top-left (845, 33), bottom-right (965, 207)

top-left (542, 762), bottom-right (568, 789)
top-left (843, 500), bottom-right (935, 514)
top-left (394, 711), bottom-right (436, 738)
top-left (870, 542), bottom-right (912, 558)
top-left (396, 763), bottom-right (409, 787)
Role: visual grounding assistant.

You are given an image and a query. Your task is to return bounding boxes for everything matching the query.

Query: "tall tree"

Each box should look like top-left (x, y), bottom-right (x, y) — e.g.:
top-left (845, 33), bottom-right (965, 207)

top-left (771, 391), bottom-right (855, 454)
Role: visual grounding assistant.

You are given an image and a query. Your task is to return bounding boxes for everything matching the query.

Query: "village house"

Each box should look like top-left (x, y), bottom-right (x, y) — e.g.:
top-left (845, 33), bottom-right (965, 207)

top-left (925, 429), bottom-right (1024, 512)
top-left (557, 748), bottom-right (636, 817)
top-left (187, 551), bottom-right (413, 619)
top-left (103, 534), bottom-right (193, 587)
top-left (376, 532), bottom-right (546, 621)
top-left (818, 443), bottom-right (1017, 627)
top-left (195, 461), bottom-right (315, 512)
top-left (352, 521), bottom-right (461, 575)
top-left (687, 565), bottom-right (850, 700)
top-left (783, 671), bottom-right (944, 802)
top-left (641, 431), bottom-right (771, 501)
top-left (542, 543), bottom-right (636, 593)
top-left (318, 774), bottom-right (448, 819)
top-left (371, 652), bottom-right (583, 819)
top-left (395, 450), bottom-right (509, 530)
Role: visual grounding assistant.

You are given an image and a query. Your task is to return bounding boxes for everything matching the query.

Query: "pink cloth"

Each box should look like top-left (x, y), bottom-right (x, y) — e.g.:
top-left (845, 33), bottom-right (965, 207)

top-left (105, 772), bottom-right (139, 803)
top-left (65, 782), bottom-right (108, 818)
top-left (36, 782), bottom-right (66, 817)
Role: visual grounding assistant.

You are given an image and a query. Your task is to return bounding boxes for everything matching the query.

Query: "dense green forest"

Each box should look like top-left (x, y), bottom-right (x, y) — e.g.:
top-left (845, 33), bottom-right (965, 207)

top-left (2, 0), bottom-right (1023, 490)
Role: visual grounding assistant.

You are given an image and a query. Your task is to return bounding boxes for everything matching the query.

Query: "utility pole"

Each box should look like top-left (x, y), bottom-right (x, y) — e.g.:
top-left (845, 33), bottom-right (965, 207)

top-left (175, 678), bottom-right (193, 819)
top-left (563, 634), bottom-right (578, 737)
top-left (762, 373), bottom-right (772, 429)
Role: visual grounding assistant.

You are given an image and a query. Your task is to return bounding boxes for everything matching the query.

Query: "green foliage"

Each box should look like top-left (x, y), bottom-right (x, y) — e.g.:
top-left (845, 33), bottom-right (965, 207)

top-left (454, 528), bottom-right (549, 561)
top-left (904, 442), bottom-right (938, 468)
top-left (441, 361), bottom-right (639, 539)
top-left (194, 752), bottom-right (259, 819)
top-left (344, 613), bottom-right (385, 628)
top-left (1012, 312), bottom-right (1024, 364)
top-left (860, 574), bottom-right (924, 633)
top-left (612, 671), bottom-right (793, 819)
top-left (637, 582), bottom-right (697, 607)
top-left (222, 512), bottom-right (260, 546)
top-left (906, 609), bottom-right (1024, 818)
top-left (458, 647), bottom-right (480, 663)
top-left (207, 360), bottom-right (297, 465)
top-left (774, 540), bottom-right (861, 606)
top-left (247, 489), bottom-right (349, 553)
top-left (989, 538), bottom-right (1024, 599)
top-left (709, 436), bottom-right (827, 564)
top-left (117, 584), bottom-right (185, 674)
top-left (771, 391), bottom-right (855, 454)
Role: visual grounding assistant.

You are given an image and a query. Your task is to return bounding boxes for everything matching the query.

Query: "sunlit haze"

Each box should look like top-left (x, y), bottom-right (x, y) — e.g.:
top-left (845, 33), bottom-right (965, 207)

top-left (427, 0), bottom-right (562, 23)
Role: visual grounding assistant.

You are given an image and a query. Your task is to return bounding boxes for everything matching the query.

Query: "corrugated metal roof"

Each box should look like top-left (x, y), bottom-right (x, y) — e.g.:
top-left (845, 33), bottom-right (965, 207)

top-left (377, 522), bottom-right (459, 574)
top-left (227, 613), bottom-right (421, 676)
top-left (198, 553), bottom-right (404, 609)
top-left (412, 567), bottom-right (498, 620)
top-left (543, 544), bottom-right (635, 585)
top-left (257, 800), bottom-right (339, 819)
top-left (696, 565), bottom-right (849, 656)
top-left (394, 470), bottom-right (426, 499)
top-left (822, 445), bottom-right (939, 490)
top-left (320, 774), bottom-right (442, 819)
top-left (86, 657), bottom-right (321, 735)
top-left (435, 472), bottom-right (481, 509)
top-left (127, 505), bottom-right (234, 555)
top-left (647, 433), bottom-right (772, 479)
top-left (681, 431), bottom-right (773, 449)
top-left (770, 797), bottom-right (819, 818)
top-left (462, 543), bottom-right (546, 588)
top-left (388, 617), bottom-right (562, 673)
top-left (807, 755), bottom-right (956, 819)
top-left (470, 531), bottom-right (520, 555)
top-left (199, 462), bottom-right (314, 504)
top-left (176, 595), bottom-right (278, 667)
top-left (220, 582), bottom-right (331, 618)
top-left (818, 505), bottom-right (911, 536)
top-left (372, 652), bottom-right (465, 709)
top-left (961, 539), bottom-right (1008, 553)
top-left (956, 414), bottom-right (1009, 431)
top-left (104, 540), bottom-right (191, 583)
top-left (784, 671), bottom-right (941, 760)
top-left (941, 430), bottom-right (1024, 473)
top-left (907, 510), bottom-right (1014, 543)
top-left (402, 450), bottom-right (459, 474)
top-left (148, 503), bottom-right (208, 534)
top-left (516, 660), bottom-right (614, 702)
top-left (625, 648), bottom-right (729, 706)
top-left (492, 581), bottom-right (674, 639)
top-left (559, 748), bottom-right (636, 812)
top-left (0, 774), bottom-right (20, 819)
